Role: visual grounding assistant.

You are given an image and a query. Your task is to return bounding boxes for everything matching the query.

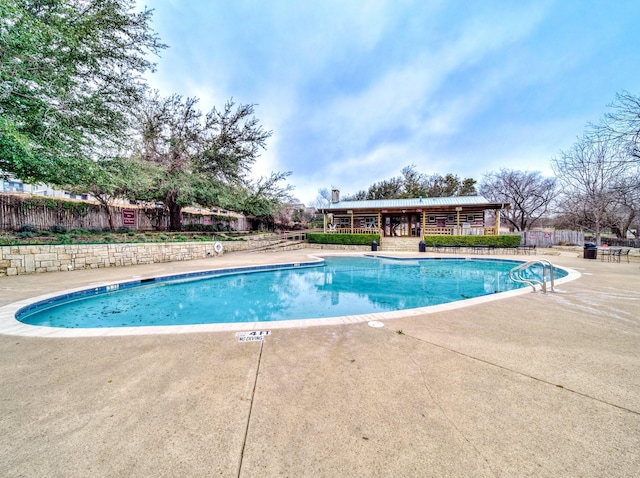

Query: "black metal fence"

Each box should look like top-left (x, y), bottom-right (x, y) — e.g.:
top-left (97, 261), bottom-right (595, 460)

top-left (587, 237), bottom-right (640, 248)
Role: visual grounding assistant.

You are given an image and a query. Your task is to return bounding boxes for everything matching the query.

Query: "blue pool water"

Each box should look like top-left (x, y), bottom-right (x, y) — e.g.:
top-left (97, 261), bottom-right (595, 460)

top-left (16, 256), bottom-right (564, 328)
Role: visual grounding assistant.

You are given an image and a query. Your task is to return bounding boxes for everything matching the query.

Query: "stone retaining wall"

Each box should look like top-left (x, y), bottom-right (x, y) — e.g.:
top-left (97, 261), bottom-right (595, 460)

top-left (5, 242), bottom-right (636, 276)
top-left (0, 240), bottom-right (279, 276)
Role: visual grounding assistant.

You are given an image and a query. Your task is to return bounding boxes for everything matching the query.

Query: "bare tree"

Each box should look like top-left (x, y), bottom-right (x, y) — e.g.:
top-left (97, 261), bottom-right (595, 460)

top-left (311, 188), bottom-right (333, 210)
top-left (609, 169), bottom-right (640, 238)
top-left (552, 133), bottom-right (627, 245)
top-left (601, 90), bottom-right (640, 161)
top-left (480, 169), bottom-right (556, 236)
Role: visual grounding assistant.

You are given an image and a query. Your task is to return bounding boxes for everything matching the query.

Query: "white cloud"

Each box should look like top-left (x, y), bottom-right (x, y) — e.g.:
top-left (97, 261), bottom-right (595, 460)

top-left (136, 0), bottom-right (640, 206)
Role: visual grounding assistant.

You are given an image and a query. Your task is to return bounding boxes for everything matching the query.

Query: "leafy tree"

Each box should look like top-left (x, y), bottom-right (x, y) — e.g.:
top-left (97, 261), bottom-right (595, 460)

top-left (0, 0), bottom-right (165, 184)
top-left (68, 156), bottom-right (162, 230)
top-left (460, 178), bottom-right (478, 196)
top-left (423, 173), bottom-right (477, 197)
top-left (134, 92), bottom-right (275, 230)
top-left (399, 165), bottom-right (426, 198)
top-left (343, 190), bottom-right (367, 201)
top-left (236, 172), bottom-right (293, 223)
top-left (479, 169), bottom-right (556, 234)
top-left (366, 177), bottom-right (404, 199)
top-left (342, 165), bottom-right (477, 200)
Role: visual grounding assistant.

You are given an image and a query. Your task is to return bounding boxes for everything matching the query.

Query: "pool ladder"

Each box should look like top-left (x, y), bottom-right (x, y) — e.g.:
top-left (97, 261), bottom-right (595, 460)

top-left (509, 260), bottom-right (556, 293)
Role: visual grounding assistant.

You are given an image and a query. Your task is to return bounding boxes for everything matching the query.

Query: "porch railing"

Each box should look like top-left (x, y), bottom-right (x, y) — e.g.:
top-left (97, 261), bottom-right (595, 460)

top-left (423, 227), bottom-right (455, 235)
top-left (325, 226), bottom-right (497, 236)
top-left (424, 226), bottom-right (496, 236)
top-left (326, 227), bottom-right (378, 234)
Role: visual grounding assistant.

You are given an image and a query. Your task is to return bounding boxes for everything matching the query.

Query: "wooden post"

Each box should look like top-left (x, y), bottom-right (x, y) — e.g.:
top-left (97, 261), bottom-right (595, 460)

top-left (495, 208), bottom-right (501, 235)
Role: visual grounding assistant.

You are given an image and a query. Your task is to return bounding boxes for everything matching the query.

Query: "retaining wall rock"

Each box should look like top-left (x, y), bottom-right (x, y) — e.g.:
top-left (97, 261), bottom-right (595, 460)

top-left (0, 240), bottom-right (279, 276)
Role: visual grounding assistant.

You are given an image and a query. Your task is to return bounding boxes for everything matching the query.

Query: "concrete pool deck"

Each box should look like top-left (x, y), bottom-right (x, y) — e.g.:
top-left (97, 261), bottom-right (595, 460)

top-left (0, 248), bottom-right (639, 476)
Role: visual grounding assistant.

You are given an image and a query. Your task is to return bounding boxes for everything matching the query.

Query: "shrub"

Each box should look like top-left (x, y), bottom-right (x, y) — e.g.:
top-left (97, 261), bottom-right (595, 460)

top-left (183, 223), bottom-right (209, 232)
top-left (307, 233), bottom-right (380, 245)
top-left (19, 231), bottom-right (34, 239)
top-left (117, 226), bottom-right (130, 234)
top-left (422, 234), bottom-right (522, 248)
top-left (49, 224), bottom-right (67, 234)
top-left (183, 222), bottom-right (235, 232)
top-left (18, 224), bottom-right (39, 234)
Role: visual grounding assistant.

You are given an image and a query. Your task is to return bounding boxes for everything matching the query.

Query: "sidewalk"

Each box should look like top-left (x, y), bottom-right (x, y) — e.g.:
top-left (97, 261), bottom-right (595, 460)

top-left (1, 249), bottom-right (639, 477)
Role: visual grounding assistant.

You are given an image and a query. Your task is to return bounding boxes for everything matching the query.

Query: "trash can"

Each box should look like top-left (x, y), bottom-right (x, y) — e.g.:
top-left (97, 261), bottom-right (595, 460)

top-left (371, 240), bottom-right (378, 252)
top-left (583, 242), bottom-right (597, 259)
top-left (419, 240), bottom-right (426, 253)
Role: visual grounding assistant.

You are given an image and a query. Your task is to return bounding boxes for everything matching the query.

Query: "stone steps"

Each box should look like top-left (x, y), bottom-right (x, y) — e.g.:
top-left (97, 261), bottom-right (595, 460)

top-left (379, 237), bottom-right (422, 252)
top-left (247, 240), bottom-right (307, 253)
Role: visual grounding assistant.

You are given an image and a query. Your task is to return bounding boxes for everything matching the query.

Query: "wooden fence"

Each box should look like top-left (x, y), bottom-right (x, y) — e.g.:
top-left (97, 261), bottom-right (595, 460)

top-left (0, 193), bottom-right (249, 231)
top-left (518, 230), bottom-right (584, 246)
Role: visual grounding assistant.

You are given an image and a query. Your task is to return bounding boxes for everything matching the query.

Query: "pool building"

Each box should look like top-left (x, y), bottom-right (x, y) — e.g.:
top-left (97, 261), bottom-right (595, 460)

top-left (323, 190), bottom-right (508, 242)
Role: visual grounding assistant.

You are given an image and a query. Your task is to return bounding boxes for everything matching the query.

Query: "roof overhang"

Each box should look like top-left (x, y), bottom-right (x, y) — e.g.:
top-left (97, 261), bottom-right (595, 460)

top-left (325, 197), bottom-right (509, 214)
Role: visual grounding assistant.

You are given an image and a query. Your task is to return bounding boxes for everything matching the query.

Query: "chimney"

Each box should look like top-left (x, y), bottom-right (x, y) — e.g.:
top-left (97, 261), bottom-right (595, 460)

top-left (331, 189), bottom-right (340, 203)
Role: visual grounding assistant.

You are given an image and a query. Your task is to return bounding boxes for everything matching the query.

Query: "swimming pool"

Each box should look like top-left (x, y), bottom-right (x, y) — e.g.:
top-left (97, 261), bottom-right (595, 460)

top-left (16, 256), bottom-right (567, 329)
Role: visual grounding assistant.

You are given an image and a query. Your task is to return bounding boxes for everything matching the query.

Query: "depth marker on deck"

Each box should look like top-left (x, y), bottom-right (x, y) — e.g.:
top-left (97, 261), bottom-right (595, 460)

top-left (236, 330), bottom-right (271, 342)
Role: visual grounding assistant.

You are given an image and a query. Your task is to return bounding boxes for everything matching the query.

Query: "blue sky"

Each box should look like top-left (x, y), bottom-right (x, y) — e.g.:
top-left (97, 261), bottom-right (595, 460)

top-left (136, 0), bottom-right (640, 205)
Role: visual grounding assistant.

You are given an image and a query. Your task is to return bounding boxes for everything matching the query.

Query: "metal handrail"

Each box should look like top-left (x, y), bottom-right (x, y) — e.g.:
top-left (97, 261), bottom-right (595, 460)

top-left (509, 260), bottom-right (556, 293)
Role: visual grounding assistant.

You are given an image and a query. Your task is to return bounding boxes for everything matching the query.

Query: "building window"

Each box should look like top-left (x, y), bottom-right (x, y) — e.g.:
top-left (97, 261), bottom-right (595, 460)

top-left (447, 216), bottom-right (454, 222)
top-left (467, 215), bottom-right (474, 222)
top-left (336, 217), bottom-right (350, 228)
top-left (428, 215), bottom-right (435, 223)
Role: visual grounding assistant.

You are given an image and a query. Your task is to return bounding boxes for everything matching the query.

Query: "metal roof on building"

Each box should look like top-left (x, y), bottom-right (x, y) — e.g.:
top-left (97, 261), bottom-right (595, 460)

top-left (325, 195), bottom-right (502, 211)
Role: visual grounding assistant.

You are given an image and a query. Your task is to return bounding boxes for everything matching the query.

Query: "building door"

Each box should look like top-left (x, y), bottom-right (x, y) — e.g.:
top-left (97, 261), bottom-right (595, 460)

top-left (384, 214), bottom-right (419, 237)
top-left (385, 216), bottom-right (402, 236)
top-left (410, 214), bottom-right (420, 236)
